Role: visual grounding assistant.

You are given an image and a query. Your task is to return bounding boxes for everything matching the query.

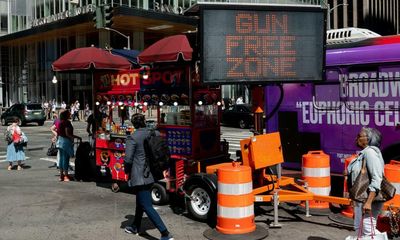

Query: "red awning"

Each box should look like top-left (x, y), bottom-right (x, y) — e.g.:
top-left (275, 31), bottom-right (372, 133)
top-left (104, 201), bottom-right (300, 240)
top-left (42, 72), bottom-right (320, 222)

top-left (137, 35), bottom-right (193, 64)
top-left (52, 46), bottom-right (131, 72)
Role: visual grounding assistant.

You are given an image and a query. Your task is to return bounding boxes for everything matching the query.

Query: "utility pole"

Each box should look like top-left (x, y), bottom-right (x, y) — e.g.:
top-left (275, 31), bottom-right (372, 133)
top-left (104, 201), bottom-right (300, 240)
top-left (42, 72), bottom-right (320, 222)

top-left (103, 27), bottom-right (131, 50)
top-left (327, 3), bottom-right (348, 30)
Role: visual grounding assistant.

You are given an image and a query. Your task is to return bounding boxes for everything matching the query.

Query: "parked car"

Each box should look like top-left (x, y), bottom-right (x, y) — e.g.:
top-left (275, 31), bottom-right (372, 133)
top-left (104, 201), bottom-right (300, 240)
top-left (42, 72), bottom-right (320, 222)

top-left (1, 103), bottom-right (46, 126)
top-left (221, 104), bottom-right (254, 129)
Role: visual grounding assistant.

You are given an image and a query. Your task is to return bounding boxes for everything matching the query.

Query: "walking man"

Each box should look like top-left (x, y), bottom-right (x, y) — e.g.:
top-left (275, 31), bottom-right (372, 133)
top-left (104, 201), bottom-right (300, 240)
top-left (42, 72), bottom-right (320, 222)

top-left (124, 114), bottom-right (174, 240)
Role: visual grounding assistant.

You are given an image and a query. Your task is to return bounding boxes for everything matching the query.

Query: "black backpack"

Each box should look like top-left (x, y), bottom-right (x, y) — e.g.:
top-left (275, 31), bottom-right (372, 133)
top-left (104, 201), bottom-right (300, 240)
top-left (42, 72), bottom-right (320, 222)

top-left (143, 130), bottom-right (171, 181)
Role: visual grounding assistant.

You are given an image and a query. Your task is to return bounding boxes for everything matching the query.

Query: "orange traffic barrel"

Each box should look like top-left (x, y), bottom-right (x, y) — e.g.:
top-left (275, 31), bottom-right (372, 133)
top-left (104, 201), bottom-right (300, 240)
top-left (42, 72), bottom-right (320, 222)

top-left (384, 160), bottom-right (400, 206)
top-left (302, 151), bottom-right (331, 209)
top-left (216, 162), bottom-right (255, 234)
top-left (341, 154), bottom-right (357, 218)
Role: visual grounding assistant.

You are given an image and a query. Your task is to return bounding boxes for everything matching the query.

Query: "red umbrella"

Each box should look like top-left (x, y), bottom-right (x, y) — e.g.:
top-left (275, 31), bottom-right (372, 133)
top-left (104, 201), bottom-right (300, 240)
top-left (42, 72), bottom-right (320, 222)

top-left (52, 46), bottom-right (131, 71)
top-left (138, 35), bottom-right (193, 64)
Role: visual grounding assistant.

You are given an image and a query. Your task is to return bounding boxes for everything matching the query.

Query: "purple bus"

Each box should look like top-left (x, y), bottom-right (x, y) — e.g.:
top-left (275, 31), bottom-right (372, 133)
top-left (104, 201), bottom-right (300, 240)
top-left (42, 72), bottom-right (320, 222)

top-left (265, 36), bottom-right (400, 174)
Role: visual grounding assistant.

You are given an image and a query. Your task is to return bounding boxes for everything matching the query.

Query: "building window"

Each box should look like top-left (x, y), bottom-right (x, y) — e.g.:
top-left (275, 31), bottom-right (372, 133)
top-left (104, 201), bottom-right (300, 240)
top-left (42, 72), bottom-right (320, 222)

top-left (122, 0), bottom-right (129, 6)
top-left (0, 14), bottom-right (7, 32)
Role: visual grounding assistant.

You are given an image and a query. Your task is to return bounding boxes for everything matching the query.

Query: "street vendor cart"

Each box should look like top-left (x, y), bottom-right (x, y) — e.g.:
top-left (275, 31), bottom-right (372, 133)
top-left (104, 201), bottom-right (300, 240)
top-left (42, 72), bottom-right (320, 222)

top-left (93, 54), bottom-right (229, 222)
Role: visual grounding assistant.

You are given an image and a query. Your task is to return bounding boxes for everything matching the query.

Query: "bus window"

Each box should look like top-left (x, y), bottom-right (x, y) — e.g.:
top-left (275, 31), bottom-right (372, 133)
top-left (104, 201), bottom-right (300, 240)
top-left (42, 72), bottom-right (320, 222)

top-left (313, 83), bottom-right (341, 110)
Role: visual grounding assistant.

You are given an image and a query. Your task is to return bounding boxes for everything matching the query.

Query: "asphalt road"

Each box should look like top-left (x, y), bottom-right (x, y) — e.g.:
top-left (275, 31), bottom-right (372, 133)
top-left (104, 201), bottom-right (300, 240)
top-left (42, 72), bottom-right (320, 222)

top-left (0, 121), bottom-right (356, 240)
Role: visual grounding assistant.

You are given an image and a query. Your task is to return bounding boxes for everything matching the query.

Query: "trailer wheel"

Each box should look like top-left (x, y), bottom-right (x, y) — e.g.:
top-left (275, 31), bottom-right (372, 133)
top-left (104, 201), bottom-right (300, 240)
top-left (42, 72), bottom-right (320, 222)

top-left (186, 184), bottom-right (216, 222)
top-left (111, 183), bottom-right (120, 193)
top-left (151, 183), bottom-right (169, 205)
top-left (239, 119), bottom-right (247, 129)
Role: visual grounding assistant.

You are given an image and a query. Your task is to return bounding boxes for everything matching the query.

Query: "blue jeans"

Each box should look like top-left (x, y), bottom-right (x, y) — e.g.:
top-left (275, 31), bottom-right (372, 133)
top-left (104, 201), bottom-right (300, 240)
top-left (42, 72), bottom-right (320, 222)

top-left (58, 148), bottom-right (70, 171)
top-left (133, 184), bottom-right (167, 233)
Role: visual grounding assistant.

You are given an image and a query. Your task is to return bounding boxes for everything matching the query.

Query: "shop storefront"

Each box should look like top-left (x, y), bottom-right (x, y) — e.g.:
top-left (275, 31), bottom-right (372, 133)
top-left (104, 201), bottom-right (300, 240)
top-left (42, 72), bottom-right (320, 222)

top-left (0, 2), bottom-right (196, 108)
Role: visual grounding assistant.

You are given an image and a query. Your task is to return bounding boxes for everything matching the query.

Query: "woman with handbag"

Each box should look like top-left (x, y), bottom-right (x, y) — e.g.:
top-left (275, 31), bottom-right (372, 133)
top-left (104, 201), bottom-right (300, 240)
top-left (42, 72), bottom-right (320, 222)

top-left (347, 127), bottom-right (385, 237)
top-left (57, 110), bottom-right (81, 181)
top-left (5, 117), bottom-right (27, 170)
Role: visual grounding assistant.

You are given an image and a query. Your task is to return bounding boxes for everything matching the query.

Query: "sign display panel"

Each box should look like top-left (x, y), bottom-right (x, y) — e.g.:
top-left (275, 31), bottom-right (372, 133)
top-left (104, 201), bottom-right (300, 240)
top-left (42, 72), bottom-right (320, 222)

top-left (201, 5), bottom-right (326, 84)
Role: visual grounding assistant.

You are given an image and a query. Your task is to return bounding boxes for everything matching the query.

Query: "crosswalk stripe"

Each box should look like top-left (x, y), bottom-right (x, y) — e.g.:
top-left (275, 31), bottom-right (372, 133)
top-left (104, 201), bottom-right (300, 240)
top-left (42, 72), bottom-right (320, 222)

top-left (39, 157), bottom-right (75, 167)
top-left (0, 156), bottom-right (30, 162)
top-left (221, 131), bottom-right (253, 160)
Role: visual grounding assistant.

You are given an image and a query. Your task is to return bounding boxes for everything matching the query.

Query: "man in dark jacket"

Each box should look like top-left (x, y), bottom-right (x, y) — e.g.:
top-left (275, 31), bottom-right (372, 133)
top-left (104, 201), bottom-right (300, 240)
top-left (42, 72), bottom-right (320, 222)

top-left (124, 113), bottom-right (173, 240)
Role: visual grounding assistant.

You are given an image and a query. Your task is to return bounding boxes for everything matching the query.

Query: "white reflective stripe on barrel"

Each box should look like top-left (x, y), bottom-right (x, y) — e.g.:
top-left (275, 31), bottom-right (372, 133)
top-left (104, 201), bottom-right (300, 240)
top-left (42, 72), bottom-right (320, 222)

top-left (308, 186), bottom-right (331, 196)
top-left (302, 167), bottom-right (330, 177)
top-left (218, 182), bottom-right (253, 195)
top-left (217, 205), bottom-right (254, 219)
top-left (393, 182), bottom-right (400, 195)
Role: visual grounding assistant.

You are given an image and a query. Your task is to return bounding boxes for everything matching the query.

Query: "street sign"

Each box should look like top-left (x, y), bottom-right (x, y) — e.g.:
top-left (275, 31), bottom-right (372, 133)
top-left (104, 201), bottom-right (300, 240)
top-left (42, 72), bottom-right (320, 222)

top-left (200, 4), bottom-right (326, 84)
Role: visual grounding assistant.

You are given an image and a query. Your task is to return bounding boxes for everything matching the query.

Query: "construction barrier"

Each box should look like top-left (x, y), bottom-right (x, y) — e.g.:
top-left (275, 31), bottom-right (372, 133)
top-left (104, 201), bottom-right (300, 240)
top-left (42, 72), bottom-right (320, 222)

top-left (384, 160), bottom-right (400, 206)
top-left (302, 150), bottom-right (331, 209)
top-left (216, 162), bottom-right (255, 234)
top-left (341, 154), bottom-right (357, 218)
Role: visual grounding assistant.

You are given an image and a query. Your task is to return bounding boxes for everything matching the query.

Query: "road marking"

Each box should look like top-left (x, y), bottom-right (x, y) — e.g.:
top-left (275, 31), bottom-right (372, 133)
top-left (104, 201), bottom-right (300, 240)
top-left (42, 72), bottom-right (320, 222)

top-left (0, 155), bottom-right (74, 166)
top-left (0, 155), bottom-right (30, 162)
top-left (39, 157), bottom-right (75, 167)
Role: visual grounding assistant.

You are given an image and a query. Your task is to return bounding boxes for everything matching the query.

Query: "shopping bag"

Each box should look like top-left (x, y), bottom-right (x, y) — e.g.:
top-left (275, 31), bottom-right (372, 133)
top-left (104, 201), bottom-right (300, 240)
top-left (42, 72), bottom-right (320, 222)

top-left (345, 231), bottom-right (388, 240)
top-left (346, 214), bottom-right (389, 240)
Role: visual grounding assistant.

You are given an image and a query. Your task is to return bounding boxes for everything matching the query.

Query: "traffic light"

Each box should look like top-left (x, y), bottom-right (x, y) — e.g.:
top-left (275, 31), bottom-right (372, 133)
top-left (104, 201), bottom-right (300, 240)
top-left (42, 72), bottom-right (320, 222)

top-left (103, 5), bottom-right (114, 28)
top-left (93, 6), bottom-right (104, 29)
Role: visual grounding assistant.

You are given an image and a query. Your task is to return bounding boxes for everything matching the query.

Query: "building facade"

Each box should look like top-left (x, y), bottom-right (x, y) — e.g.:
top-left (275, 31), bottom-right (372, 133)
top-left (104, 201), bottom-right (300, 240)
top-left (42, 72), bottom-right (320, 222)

top-left (327, 0), bottom-right (400, 35)
top-left (1, 0), bottom-right (399, 108)
top-left (0, 0), bottom-right (197, 107)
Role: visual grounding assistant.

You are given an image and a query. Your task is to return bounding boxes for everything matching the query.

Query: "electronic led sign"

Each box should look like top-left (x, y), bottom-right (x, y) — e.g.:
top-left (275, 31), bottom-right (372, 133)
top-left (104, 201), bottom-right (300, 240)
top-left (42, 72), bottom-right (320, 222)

top-left (201, 5), bottom-right (326, 84)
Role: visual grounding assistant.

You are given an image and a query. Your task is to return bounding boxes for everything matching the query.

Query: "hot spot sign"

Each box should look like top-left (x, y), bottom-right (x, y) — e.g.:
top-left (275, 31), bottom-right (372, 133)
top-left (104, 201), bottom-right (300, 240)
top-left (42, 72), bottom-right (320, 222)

top-left (200, 4), bottom-right (326, 84)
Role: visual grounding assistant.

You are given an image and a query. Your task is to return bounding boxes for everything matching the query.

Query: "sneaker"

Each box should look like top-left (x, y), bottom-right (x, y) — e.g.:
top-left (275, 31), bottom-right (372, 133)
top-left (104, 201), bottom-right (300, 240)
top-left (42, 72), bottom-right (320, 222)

top-left (59, 174), bottom-right (64, 181)
top-left (7, 165), bottom-right (12, 171)
top-left (124, 226), bottom-right (138, 235)
top-left (160, 233), bottom-right (174, 240)
top-left (17, 165), bottom-right (23, 171)
top-left (63, 175), bottom-right (71, 182)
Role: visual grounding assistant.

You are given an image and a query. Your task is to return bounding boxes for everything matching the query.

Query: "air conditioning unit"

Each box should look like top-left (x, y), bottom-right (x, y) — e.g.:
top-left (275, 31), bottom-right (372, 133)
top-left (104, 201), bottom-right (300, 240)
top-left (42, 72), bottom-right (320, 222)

top-left (70, 0), bottom-right (79, 4)
top-left (326, 28), bottom-right (381, 45)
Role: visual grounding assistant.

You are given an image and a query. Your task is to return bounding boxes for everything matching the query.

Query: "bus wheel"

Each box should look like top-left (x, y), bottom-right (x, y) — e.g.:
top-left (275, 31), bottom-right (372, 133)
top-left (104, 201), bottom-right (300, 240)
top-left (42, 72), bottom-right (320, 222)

top-left (151, 183), bottom-right (169, 205)
top-left (186, 184), bottom-right (216, 222)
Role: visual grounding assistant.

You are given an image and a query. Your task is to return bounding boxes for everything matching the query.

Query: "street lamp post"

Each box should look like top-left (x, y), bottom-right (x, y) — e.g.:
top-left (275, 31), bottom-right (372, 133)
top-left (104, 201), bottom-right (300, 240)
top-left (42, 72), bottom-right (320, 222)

top-left (103, 27), bottom-right (130, 50)
top-left (327, 3), bottom-right (349, 30)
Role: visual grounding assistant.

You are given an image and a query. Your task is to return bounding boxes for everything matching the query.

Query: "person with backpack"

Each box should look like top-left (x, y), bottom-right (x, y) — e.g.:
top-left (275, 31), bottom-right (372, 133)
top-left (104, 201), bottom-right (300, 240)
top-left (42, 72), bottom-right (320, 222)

top-left (124, 113), bottom-right (173, 240)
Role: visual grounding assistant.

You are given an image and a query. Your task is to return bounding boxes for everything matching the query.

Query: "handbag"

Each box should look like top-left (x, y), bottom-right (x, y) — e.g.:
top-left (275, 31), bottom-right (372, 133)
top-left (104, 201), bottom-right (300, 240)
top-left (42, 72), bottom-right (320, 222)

top-left (349, 158), bottom-right (370, 202)
top-left (47, 142), bottom-right (58, 156)
top-left (376, 177), bottom-right (396, 202)
top-left (4, 129), bottom-right (13, 143)
top-left (349, 158), bottom-right (396, 202)
top-left (377, 207), bottom-right (400, 237)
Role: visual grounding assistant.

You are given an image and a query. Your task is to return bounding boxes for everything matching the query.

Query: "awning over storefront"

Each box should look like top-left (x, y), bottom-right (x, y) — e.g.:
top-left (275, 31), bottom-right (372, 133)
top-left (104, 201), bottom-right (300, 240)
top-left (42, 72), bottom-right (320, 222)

top-left (52, 46), bottom-right (132, 71)
top-left (137, 35), bottom-right (193, 64)
top-left (111, 49), bottom-right (141, 65)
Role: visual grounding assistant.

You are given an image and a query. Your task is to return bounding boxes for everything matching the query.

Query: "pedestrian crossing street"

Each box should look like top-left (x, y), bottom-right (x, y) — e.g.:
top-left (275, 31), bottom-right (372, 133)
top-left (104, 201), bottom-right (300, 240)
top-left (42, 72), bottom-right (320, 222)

top-left (220, 130), bottom-right (253, 160)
